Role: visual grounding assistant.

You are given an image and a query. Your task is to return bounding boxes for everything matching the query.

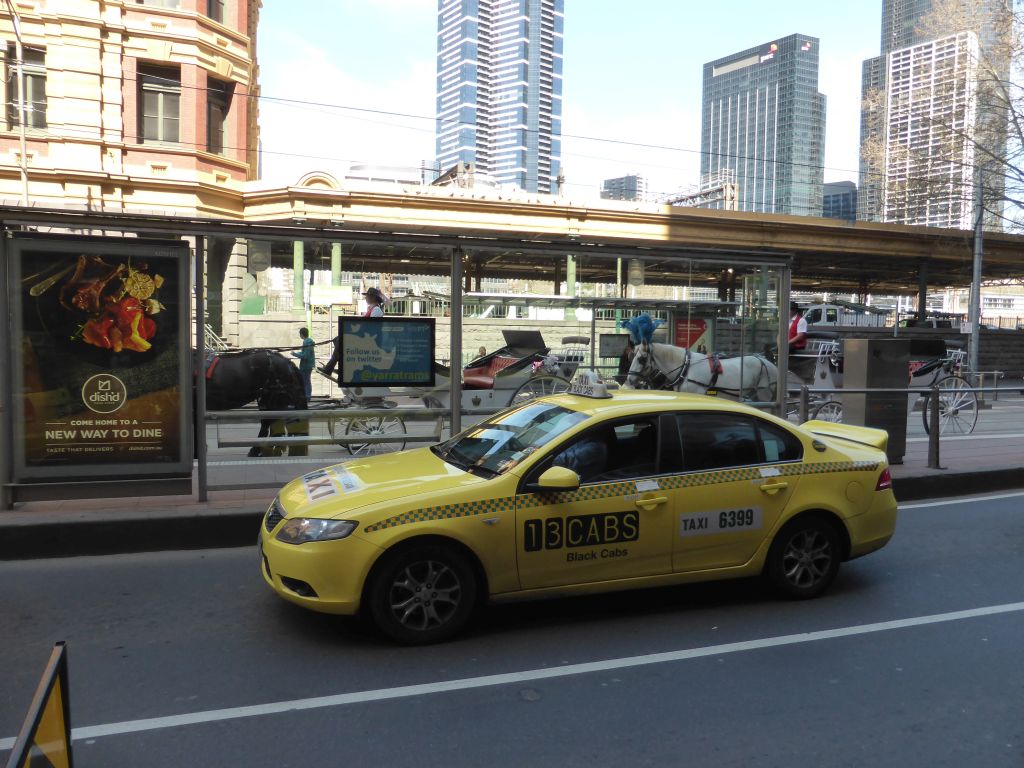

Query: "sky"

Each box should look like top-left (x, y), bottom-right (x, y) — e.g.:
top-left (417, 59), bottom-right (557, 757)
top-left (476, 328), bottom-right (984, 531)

top-left (255, 0), bottom-right (883, 199)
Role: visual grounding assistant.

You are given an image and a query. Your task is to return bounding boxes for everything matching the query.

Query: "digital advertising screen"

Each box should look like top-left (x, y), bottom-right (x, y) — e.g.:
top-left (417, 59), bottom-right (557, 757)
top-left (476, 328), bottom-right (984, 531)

top-left (599, 333), bottom-right (631, 359)
top-left (339, 316), bottom-right (436, 388)
top-left (10, 234), bottom-right (192, 482)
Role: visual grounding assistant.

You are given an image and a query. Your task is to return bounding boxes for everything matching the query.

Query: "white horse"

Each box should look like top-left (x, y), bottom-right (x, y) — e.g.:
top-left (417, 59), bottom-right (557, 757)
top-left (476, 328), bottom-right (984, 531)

top-left (626, 341), bottom-right (778, 402)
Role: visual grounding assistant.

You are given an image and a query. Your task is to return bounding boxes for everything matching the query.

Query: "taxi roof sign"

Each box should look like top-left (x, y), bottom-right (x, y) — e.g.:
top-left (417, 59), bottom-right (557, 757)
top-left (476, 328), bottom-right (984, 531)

top-left (567, 370), bottom-right (612, 399)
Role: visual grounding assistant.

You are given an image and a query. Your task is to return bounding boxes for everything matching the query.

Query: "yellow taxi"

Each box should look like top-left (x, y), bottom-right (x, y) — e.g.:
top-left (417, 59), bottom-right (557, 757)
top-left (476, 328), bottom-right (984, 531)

top-left (260, 377), bottom-right (897, 644)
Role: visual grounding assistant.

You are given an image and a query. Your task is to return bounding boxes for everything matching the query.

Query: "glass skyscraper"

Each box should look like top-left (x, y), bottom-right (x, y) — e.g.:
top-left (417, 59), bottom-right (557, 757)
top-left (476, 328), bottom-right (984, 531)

top-left (858, 0), bottom-right (937, 221)
top-left (601, 174), bottom-right (647, 202)
top-left (435, 0), bottom-right (563, 194)
top-left (823, 181), bottom-right (858, 224)
top-left (858, 0), bottom-right (1011, 225)
top-left (700, 34), bottom-right (826, 216)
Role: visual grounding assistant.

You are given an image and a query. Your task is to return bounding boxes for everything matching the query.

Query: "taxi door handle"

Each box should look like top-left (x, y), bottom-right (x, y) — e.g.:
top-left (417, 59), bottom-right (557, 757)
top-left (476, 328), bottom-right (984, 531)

top-left (759, 481), bottom-right (789, 495)
top-left (635, 495), bottom-right (668, 511)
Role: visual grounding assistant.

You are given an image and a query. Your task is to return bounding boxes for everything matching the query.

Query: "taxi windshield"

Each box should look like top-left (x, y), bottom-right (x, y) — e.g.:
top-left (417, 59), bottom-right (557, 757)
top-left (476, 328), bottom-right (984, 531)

top-left (432, 402), bottom-right (588, 476)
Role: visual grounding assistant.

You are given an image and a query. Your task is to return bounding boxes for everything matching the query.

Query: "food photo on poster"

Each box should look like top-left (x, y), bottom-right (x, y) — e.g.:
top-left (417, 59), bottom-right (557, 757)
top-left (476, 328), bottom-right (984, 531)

top-left (11, 235), bottom-right (191, 482)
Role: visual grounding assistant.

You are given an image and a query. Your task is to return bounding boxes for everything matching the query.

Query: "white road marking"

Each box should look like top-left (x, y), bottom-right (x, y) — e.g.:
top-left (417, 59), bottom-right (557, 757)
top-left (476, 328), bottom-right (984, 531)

top-left (900, 490), bottom-right (1024, 509)
top-left (3, 600), bottom-right (1024, 750)
top-left (906, 432), bottom-right (1024, 443)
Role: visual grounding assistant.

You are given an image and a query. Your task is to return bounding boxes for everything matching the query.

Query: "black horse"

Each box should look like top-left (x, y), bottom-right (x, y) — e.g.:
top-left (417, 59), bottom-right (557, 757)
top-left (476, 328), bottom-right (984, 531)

top-left (201, 349), bottom-right (309, 457)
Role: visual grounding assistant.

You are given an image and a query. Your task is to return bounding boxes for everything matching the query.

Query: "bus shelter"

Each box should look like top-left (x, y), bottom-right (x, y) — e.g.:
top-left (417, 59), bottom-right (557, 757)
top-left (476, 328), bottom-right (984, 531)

top-left (0, 209), bottom-right (795, 505)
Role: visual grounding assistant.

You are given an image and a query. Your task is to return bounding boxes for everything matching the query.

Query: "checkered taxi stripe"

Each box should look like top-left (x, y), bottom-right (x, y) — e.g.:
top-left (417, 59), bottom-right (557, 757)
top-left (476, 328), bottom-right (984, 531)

top-left (364, 497), bottom-right (516, 532)
top-left (361, 460), bottom-right (879, 533)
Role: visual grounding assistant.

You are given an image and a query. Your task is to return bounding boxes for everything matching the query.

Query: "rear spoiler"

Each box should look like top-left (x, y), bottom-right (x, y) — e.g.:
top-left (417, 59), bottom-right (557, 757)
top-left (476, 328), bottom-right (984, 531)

top-left (803, 420), bottom-right (889, 453)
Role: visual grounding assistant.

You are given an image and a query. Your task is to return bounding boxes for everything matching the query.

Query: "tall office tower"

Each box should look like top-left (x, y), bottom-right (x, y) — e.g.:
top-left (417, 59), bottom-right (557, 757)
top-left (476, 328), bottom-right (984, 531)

top-left (601, 174), bottom-right (648, 201)
top-left (435, 0), bottom-right (564, 194)
top-left (857, 0), bottom-right (1011, 224)
top-left (884, 32), bottom-right (979, 227)
top-left (700, 35), bottom-right (826, 216)
top-left (859, 0), bottom-right (941, 221)
top-left (823, 181), bottom-right (858, 223)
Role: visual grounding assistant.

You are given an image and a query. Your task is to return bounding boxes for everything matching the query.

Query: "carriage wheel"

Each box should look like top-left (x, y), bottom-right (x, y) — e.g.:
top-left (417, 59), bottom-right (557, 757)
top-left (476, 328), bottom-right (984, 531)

top-left (812, 400), bottom-right (843, 423)
top-left (338, 412), bottom-right (408, 457)
top-left (509, 375), bottom-right (570, 406)
top-left (922, 375), bottom-right (978, 435)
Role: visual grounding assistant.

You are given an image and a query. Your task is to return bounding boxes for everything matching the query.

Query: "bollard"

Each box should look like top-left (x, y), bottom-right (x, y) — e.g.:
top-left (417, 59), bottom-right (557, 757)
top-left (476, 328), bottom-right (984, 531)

top-left (799, 385), bottom-right (809, 423)
top-left (927, 386), bottom-right (942, 469)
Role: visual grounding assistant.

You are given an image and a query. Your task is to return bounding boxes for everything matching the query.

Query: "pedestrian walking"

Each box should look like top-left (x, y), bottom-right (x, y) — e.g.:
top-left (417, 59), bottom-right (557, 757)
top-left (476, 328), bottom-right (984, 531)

top-left (292, 327), bottom-right (315, 401)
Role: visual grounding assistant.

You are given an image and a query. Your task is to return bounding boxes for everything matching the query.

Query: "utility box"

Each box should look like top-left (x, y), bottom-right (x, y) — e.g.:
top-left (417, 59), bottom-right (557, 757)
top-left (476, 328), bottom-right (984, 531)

top-left (842, 338), bottom-right (909, 464)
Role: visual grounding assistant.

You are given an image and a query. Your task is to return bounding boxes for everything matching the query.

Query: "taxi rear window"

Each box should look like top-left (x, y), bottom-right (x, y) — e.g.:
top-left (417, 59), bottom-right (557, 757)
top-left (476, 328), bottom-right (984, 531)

top-left (434, 403), bottom-right (587, 476)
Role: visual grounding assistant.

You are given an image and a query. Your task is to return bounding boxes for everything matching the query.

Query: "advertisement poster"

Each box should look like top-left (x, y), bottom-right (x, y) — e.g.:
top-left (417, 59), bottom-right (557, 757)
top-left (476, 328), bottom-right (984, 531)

top-left (673, 316), bottom-right (714, 353)
top-left (339, 317), bottom-right (435, 387)
top-left (11, 234), bottom-right (191, 482)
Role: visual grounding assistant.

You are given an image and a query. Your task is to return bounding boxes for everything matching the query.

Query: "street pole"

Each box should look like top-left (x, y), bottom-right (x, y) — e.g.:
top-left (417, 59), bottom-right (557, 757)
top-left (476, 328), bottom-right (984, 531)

top-left (450, 248), bottom-right (463, 437)
top-left (969, 169), bottom-right (984, 376)
top-left (5, 0), bottom-right (28, 205)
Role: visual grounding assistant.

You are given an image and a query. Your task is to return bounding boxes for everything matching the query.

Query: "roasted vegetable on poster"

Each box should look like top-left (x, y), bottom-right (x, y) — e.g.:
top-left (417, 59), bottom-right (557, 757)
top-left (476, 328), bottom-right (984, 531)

top-left (30, 253), bottom-right (166, 354)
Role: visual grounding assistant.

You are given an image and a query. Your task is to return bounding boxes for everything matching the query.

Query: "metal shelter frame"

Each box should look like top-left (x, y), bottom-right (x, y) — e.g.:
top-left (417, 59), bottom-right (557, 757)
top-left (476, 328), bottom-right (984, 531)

top-left (0, 207), bottom-right (798, 506)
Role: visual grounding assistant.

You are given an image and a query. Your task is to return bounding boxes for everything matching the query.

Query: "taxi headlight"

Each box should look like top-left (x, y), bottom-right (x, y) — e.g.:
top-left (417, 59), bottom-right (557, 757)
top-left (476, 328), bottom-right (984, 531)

top-left (275, 518), bottom-right (358, 545)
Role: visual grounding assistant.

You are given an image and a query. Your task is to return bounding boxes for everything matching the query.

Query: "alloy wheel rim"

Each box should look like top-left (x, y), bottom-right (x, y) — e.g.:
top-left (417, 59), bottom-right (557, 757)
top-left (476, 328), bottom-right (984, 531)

top-left (387, 559), bottom-right (462, 630)
top-left (781, 530), bottom-right (832, 589)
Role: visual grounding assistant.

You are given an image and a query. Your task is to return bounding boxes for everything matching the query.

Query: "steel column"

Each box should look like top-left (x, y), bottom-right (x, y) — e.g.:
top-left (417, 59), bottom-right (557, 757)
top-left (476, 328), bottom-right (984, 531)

top-left (1, 233), bottom-right (11, 508)
top-left (195, 236), bottom-right (208, 502)
top-left (450, 248), bottom-right (463, 436)
top-left (292, 240), bottom-right (304, 310)
top-left (331, 242), bottom-right (342, 286)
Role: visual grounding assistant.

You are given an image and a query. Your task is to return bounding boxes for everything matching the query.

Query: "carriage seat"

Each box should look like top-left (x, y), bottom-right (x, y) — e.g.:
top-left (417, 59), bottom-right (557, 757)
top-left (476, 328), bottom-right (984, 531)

top-left (463, 356), bottom-right (519, 390)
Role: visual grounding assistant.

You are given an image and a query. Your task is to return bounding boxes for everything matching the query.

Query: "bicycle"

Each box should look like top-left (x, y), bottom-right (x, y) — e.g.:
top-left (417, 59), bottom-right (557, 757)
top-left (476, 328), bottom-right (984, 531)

top-left (911, 348), bottom-right (979, 435)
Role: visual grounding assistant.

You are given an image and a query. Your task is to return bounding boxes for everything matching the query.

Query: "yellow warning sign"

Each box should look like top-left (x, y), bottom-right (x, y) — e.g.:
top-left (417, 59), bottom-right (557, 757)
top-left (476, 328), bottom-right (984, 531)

top-left (6, 642), bottom-right (73, 768)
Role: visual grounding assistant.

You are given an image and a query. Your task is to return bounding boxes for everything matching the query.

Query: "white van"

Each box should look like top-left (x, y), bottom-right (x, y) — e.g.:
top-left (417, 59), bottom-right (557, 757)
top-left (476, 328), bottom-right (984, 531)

top-left (804, 302), bottom-right (889, 328)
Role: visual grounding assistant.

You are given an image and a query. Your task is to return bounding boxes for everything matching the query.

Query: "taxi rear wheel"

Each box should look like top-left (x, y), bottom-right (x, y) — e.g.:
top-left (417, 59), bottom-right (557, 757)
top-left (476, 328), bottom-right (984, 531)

top-left (366, 544), bottom-right (478, 644)
top-left (765, 516), bottom-right (841, 599)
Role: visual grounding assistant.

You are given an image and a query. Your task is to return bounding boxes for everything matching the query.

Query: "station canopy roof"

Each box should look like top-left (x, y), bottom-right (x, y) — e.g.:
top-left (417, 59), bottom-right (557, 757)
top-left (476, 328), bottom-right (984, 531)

top-left (2, 202), bottom-right (1021, 295)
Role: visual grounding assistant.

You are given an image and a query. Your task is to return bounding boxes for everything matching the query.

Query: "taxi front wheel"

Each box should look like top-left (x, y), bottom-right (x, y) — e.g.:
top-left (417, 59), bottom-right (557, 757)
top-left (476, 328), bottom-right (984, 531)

top-left (764, 516), bottom-right (841, 599)
top-left (366, 544), bottom-right (478, 645)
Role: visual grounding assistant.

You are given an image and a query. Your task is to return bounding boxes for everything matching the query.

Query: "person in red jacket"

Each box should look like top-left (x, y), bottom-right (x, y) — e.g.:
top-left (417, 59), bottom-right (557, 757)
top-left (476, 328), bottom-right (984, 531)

top-left (319, 287), bottom-right (388, 377)
top-left (788, 301), bottom-right (808, 351)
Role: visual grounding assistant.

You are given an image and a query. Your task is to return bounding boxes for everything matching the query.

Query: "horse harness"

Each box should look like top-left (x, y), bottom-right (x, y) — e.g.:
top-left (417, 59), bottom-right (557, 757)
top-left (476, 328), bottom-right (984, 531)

top-left (635, 344), bottom-right (765, 398)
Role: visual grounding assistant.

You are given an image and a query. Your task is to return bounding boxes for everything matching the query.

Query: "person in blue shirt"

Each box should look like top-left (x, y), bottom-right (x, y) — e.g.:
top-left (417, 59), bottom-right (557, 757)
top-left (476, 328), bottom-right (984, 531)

top-left (553, 429), bottom-right (613, 482)
top-left (292, 327), bottom-right (315, 402)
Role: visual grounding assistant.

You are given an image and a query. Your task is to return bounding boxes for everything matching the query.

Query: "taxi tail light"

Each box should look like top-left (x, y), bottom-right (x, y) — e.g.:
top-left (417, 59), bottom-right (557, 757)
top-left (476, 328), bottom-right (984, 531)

top-left (875, 468), bottom-right (893, 491)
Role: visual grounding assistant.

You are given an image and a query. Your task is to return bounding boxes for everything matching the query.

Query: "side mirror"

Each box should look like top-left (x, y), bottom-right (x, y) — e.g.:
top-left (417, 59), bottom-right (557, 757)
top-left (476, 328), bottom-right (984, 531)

top-left (527, 466), bottom-right (580, 493)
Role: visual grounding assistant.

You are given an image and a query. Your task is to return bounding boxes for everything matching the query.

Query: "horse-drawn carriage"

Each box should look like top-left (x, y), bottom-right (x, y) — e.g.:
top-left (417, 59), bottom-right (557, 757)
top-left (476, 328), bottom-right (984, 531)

top-left (786, 334), bottom-right (979, 435)
top-left (325, 329), bottom-right (585, 455)
top-left (621, 314), bottom-right (978, 436)
top-left (622, 315), bottom-right (778, 403)
top-left (205, 330), bottom-right (589, 459)
top-left (785, 331), bottom-right (845, 421)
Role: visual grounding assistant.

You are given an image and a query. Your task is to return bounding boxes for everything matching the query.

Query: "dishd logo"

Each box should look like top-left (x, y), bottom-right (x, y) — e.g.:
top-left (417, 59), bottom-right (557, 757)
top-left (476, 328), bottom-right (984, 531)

top-left (82, 374), bottom-right (128, 414)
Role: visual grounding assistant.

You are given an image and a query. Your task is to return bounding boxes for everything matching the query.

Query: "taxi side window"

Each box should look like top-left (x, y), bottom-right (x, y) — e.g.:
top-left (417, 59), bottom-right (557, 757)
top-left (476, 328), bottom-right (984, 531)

top-left (676, 414), bottom-right (804, 470)
top-left (757, 419), bottom-right (802, 463)
top-left (548, 417), bottom-right (660, 485)
top-left (676, 413), bottom-right (760, 471)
